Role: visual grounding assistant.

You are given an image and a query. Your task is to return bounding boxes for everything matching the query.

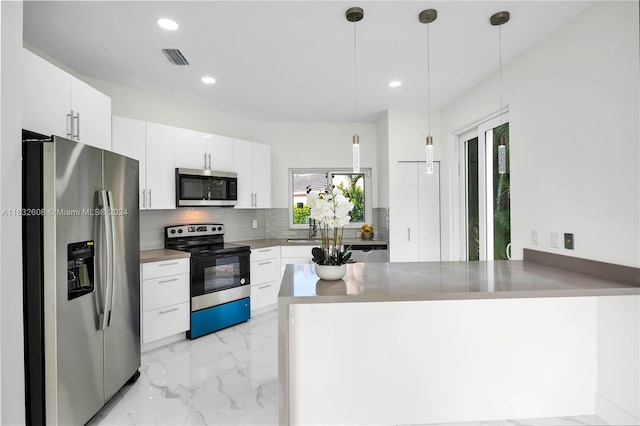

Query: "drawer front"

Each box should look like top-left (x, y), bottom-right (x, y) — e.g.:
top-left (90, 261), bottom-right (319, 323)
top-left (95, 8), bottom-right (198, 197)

top-left (281, 245), bottom-right (313, 258)
top-left (251, 281), bottom-right (279, 312)
top-left (142, 258), bottom-right (189, 280)
top-left (142, 302), bottom-right (190, 344)
top-left (250, 246), bottom-right (280, 262)
top-left (142, 273), bottom-right (190, 312)
top-left (250, 258), bottom-right (280, 286)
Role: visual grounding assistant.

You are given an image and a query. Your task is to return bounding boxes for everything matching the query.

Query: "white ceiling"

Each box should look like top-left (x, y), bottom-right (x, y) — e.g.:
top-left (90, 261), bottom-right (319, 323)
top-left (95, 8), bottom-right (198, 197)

top-left (23, 1), bottom-right (594, 123)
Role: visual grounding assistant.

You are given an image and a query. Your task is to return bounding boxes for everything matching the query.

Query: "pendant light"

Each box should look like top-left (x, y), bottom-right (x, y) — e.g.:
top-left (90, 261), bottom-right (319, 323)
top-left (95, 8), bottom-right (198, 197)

top-left (491, 11), bottom-right (510, 175)
top-left (346, 7), bottom-right (364, 173)
top-left (419, 9), bottom-right (437, 175)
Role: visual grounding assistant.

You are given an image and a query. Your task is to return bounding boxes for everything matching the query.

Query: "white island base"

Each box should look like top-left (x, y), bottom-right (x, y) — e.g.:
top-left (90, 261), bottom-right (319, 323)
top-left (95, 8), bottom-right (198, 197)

top-left (288, 297), bottom-right (596, 425)
top-left (278, 257), bottom-right (640, 425)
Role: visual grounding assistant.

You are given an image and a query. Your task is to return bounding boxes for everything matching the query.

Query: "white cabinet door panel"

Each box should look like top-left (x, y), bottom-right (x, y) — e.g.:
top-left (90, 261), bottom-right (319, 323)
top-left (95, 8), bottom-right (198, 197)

top-left (112, 116), bottom-right (146, 209)
top-left (252, 142), bottom-right (271, 208)
top-left (233, 138), bottom-right (254, 208)
top-left (142, 302), bottom-right (190, 344)
top-left (175, 127), bottom-right (207, 169)
top-left (142, 274), bottom-right (190, 312)
top-left (208, 134), bottom-right (234, 172)
top-left (22, 49), bottom-right (70, 138)
top-left (70, 78), bottom-right (111, 150)
top-left (145, 123), bottom-right (176, 209)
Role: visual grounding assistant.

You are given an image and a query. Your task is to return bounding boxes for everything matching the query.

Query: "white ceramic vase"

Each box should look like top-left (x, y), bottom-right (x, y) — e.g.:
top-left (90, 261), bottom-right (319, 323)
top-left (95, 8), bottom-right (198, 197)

top-left (315, 264), bottom-right (347, 281)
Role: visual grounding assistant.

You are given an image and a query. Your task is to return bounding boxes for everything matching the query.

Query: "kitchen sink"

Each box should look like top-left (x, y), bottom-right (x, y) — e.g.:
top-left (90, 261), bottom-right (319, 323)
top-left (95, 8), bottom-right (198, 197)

top-left (286, 238), bottom-right (322, 244)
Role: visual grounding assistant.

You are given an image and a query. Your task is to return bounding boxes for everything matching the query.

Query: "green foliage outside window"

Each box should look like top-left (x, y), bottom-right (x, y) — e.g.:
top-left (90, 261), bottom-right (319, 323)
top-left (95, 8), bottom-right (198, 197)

top-left (293, 205), bottom-right (311, 224)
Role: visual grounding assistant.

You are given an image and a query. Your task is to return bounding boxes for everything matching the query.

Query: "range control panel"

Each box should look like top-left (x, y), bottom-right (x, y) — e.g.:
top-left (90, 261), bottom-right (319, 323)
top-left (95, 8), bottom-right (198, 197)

top-left (165, 224), bottom-right (225, 238)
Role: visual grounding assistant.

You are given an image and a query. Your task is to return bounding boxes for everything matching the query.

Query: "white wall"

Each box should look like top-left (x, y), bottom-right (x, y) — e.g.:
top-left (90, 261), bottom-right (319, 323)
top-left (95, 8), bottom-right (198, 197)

top-left (1, 1), bottom-right (25, 424)
top-left (260, 121), bottom-right (377, 208)
top-left (441, 1), bottom-right (640, 266)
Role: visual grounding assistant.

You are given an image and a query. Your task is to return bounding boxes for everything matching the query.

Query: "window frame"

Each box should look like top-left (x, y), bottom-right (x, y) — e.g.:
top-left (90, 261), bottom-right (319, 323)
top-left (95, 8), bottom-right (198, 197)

top-left (288, 168), bottom-right (373, 230)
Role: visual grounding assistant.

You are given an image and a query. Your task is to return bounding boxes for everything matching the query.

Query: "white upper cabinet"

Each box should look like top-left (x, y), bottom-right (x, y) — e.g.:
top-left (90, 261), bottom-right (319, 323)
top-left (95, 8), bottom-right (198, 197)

top-left (175, 127), bottom-right (234, 172)
top-left (145, 122), bottom-right (176, 210)
top-left (23, 49), bottom-right (111, 150)
top-left (112, 116), bottom-right (175, 210)
top-left (233, 139), bottom-right (271, 209)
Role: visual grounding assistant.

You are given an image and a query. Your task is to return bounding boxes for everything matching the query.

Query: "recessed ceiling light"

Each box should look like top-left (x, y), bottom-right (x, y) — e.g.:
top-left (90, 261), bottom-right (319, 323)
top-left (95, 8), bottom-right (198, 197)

top-left (388, 80), bottom-right (402, 88)
top-left (157, 18), bottom-right (179, 31)
top-left (201, 76), bottom-right (216, 84)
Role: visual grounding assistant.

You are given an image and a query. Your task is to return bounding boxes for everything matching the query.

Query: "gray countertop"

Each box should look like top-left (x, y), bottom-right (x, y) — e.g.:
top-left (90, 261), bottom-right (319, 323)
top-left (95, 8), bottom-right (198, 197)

top-left (279, 260), bottom-right (640, 303)
top-left (140, 249), bottom-right (190, 263)
top-left (231, 238), bottom-right (388, 250)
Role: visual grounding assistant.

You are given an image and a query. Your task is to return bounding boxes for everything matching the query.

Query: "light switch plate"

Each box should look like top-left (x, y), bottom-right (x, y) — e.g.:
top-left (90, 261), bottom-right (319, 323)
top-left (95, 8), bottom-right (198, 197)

top-left (252, 219), bottom-right (258, 229)
top-left (551, 231), bottom-right (560, 248)
top-left (530, 230), bottom-right (539, 245)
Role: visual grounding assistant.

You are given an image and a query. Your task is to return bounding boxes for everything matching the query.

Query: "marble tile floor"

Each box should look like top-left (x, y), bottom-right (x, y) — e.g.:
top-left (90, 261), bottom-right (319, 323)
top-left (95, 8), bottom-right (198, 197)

top-left (90, 309), bottom-right (608, 426)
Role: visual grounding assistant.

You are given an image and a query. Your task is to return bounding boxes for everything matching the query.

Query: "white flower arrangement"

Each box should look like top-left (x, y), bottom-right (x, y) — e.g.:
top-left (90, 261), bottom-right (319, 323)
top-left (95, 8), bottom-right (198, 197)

top-left (306, 186), bottom-right (356, 266)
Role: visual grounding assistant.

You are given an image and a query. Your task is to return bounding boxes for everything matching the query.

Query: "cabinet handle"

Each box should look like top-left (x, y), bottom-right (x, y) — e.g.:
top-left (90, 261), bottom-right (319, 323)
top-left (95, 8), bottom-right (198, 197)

top-left (208, 153), bottom-right (212, 170)
top-left (258, 249), bottom-right (271, 253)
top-left (408, 228), bottom-right (411, 241)
top-left (158, 261), bottom-right (179, 267)
top-left (158, 307), bottom-right (179, 315)
top-left (74, 111), bottom-right (80, 140)
top-left (258, 284), bottom-right (272, 290)
top-left (66, 111), bottom-right (72, 138)
top-left (142, 190), bottom-right (146, 208)
top-left (203, 153), bottom-right (207, 169)
top-left (148, 189), bottom-right (152, 208)
top-left (254, 193), bottom-right (258, 207)
top-left (258, 261), bottom-right (272, 266)
top-left (158, 278), bottom-right (179, 284)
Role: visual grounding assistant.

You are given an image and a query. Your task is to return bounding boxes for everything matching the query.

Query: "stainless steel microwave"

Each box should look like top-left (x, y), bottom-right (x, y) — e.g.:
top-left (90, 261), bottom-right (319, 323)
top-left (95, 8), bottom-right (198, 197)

top-left (175, 168), bottom-right (238, 207)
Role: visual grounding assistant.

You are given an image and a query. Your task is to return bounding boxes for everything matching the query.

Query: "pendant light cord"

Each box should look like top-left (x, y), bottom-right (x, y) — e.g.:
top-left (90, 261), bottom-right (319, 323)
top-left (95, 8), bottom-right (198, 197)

top-left (353, 22), bottom-right (358, 114)
top-left (427, 23), bottom-right (431, 135)
top-left (499, 24), bottom-right (503, 125)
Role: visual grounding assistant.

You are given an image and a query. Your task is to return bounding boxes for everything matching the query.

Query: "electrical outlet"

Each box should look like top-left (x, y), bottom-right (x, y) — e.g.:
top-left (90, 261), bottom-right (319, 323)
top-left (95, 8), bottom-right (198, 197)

top-left (252, 219), bottom-right (258, 229)
top-left (564, 233), bottom-right (574, 249)
top-left (530, 230), bottom-right (539, 245)
top-left (550, 231), bottom-right (560, 248)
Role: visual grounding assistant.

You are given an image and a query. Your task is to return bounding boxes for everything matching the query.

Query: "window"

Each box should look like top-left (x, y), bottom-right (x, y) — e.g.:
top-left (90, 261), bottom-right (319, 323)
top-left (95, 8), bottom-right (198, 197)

top-left (288, 168), bottom-right (372, 229)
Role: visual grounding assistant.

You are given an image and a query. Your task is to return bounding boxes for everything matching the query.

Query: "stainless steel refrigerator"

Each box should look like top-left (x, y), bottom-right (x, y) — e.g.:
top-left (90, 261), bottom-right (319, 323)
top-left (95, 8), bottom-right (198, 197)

top-left (22, 130), bottom-right (140, 425)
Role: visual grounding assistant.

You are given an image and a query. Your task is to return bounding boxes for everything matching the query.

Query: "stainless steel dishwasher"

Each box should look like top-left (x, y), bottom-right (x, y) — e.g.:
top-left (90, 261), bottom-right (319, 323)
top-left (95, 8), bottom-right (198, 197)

top-left (348, 244), bottom-right (389, 262)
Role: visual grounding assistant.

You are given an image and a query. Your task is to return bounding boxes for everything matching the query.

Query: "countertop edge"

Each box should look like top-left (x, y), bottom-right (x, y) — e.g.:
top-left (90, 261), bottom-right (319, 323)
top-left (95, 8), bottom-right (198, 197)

top-left (140, 249), bottom-right (191, 263)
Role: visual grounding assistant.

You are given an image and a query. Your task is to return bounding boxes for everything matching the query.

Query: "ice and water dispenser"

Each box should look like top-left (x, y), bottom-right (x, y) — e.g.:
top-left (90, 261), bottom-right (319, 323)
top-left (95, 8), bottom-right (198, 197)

top-left (67, 241), bottom-right (95, 300)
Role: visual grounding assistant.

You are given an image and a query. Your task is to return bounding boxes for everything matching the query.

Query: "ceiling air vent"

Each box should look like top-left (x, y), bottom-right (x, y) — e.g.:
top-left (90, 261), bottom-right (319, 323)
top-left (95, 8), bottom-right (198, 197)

top-left (161, 48), bottom-right (189, 66)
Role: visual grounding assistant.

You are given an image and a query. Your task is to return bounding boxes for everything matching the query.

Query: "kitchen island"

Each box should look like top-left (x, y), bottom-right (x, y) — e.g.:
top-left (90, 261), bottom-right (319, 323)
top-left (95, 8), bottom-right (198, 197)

top-left (278, 252), bottom-right (640, 425)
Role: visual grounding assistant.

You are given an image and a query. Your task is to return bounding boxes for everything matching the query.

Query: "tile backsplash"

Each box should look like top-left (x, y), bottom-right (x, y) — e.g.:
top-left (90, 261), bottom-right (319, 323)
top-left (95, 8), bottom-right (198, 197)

top-left (140, 208), bottom-right (389, 250)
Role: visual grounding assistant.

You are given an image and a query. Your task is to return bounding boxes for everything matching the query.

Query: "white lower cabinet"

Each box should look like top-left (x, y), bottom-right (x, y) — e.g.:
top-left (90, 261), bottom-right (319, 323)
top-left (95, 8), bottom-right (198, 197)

top-left (250, 246), bottom-right (280, 313)
top-left (280, 245), bottom-right (313, 279)
top-left (141, 258), bottom-right (190, 345)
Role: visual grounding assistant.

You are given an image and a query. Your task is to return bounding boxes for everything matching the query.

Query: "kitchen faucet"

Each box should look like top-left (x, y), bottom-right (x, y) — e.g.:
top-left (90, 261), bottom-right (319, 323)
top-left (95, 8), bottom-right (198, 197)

top-left (308, 219), bottom-right (318, 238)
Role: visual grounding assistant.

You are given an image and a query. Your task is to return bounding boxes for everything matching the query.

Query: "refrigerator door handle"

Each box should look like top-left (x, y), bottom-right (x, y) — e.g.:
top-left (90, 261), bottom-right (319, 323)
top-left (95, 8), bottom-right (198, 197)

top-left (99, 190), bottom-right (112, 330)
top-left (106, 190), bottom-right (117, 327)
